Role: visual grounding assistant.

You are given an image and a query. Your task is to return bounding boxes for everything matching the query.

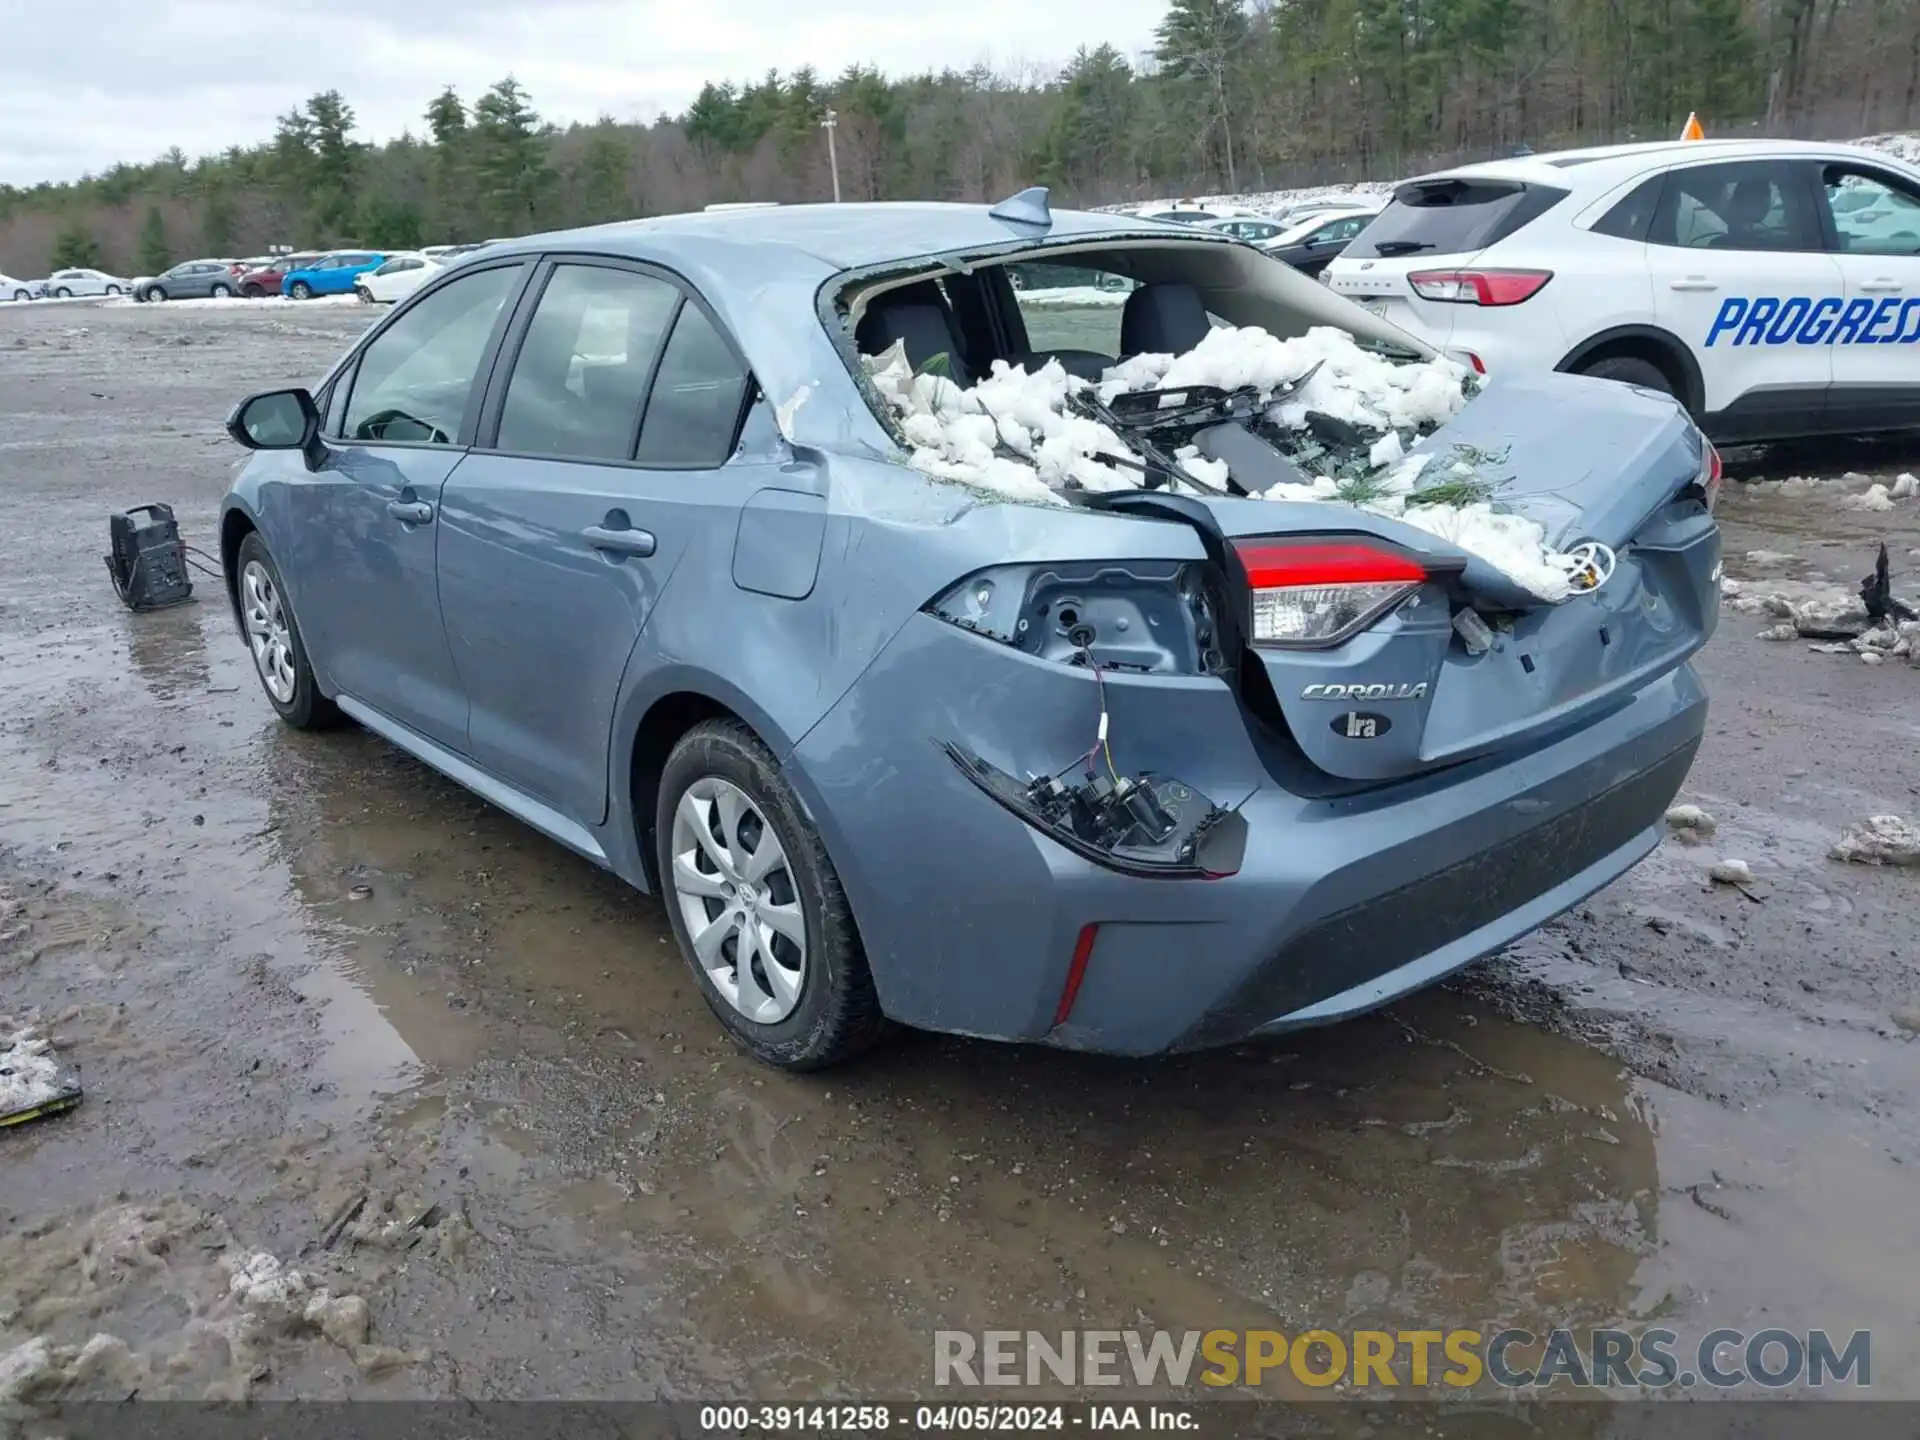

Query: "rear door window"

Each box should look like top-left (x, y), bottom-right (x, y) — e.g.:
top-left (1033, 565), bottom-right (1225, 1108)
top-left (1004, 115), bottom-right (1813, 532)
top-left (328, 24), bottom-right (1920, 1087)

top-left (495, 263), bottom-right (679, 462)
top-left (634, 301), bottom-right (753, 467)
top-left (1009, 262), bottom-right (1136, 354)
top-left (1343, 178), bottom-right (1568, 260)
top-left (1647, 160), bottom-right (1821, 252)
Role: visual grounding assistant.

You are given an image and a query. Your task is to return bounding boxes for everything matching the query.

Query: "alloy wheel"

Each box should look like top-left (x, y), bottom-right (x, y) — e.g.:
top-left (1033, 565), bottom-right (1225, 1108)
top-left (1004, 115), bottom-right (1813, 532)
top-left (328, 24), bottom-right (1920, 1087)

top-left (669, 777), bottom-right (807, 1024)
top-left (240, 560), bottom-right (297, 704)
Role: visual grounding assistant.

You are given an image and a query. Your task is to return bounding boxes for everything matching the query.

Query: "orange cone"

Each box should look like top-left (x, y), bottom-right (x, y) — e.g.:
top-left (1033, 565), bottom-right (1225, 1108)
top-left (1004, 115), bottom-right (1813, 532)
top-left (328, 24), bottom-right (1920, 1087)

top-left (1680, 112), bottom-right (1705, 141)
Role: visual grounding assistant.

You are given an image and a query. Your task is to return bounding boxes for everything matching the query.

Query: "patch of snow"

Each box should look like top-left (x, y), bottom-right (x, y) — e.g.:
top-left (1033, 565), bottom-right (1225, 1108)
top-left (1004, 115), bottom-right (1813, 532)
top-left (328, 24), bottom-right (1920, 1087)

top-left (1845, 483), bottom-right (1896, 512)
top-left (0, 1337), bottom-right (54, 1403)
top-left (1790, 590), bottom-right (1870, 638)
top-left (1665, 804), bottom-right (1717, 838)
top-left (1892, 472), bottom-right (1918, 499)
top-left (862, 324), bottom-right (1587, 600)
top-left (1743, 549), bottom-right (1795, 568)
top-left (0, 1021), bottom-right (68, 1119)
top-left (1830, 815), bottom-right (1920, 867)
top-left (1856, 132), bottom-right (1920, 166)
top-left (1107, 181), bottom-right (1392, 222)
top-left (1017, 285), bottom-right (1131, 308)
top-left (1757, 623), bottom-right (1797, 641)
top-left (1708, 858), bottom-right (1755, 886)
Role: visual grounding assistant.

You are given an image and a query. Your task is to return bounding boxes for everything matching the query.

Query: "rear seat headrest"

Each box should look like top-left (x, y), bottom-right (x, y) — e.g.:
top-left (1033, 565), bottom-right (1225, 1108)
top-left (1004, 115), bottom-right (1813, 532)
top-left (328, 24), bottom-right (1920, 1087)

top-left (1120, 282), bottom-right (1212, 357)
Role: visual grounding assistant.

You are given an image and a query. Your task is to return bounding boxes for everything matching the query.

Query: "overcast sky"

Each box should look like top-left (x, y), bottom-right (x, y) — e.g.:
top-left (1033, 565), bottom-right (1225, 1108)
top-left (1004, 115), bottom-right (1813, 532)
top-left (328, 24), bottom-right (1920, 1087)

top-left (0, 0), bottom-right (1167, 186)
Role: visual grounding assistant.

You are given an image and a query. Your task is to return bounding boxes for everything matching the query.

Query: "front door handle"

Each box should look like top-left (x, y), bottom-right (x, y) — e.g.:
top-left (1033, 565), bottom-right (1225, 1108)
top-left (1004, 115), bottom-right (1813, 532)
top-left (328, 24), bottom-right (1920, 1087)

top-left (582, 524), bottom-right (656, 558)
top-left (1860, 278), bottom-right (1903, 293)
top-left (1669, 277), bottom-right (1718, 292)
top-left (387, 499), bottom-right (434, 524)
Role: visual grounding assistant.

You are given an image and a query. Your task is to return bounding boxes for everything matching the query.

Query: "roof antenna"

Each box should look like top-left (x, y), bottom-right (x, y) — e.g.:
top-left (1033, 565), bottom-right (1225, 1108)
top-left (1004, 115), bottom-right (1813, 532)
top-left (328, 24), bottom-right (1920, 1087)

top-left (989, 186), bottom-right (1053, 229)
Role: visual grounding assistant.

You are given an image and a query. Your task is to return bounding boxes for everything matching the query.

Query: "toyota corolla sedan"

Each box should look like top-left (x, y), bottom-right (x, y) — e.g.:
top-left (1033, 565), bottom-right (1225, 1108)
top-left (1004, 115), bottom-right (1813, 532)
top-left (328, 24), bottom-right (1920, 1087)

top-left (218, 196), bottom-right (1718, 1070)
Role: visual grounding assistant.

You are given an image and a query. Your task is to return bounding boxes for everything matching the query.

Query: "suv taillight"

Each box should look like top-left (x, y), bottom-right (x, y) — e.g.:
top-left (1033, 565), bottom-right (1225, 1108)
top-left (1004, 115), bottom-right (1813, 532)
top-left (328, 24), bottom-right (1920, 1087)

top-left (1234, 538), bottom-right (1427, 647)
top-left (1408, 269), bottom-right (1552, 306)
top-left (1701, 438), bottom-right (1723, 514)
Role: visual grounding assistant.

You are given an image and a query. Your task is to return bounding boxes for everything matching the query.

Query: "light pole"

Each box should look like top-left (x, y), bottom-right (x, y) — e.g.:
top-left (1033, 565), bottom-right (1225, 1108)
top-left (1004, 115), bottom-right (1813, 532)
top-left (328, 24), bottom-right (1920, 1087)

top-left (821, 108), bottom-right (842, 203)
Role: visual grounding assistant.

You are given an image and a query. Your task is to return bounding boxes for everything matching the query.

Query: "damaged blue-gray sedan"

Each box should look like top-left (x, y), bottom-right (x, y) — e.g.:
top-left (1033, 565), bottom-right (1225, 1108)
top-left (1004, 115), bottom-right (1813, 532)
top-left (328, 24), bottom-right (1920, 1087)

top-left (219, 190), bottom-right (1721, 1069)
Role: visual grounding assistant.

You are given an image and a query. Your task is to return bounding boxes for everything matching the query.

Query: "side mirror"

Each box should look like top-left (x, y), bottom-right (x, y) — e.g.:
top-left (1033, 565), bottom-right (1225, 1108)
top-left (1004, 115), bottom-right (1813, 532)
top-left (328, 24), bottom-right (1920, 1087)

top-left (226, 387), bottom-right (328, 471)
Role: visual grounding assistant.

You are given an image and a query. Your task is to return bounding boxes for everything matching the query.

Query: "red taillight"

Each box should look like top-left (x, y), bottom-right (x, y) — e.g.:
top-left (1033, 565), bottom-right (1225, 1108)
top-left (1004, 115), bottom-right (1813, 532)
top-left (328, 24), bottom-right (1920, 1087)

top-left (1701, 438), bottom-right (1723, 513)
top-left (1464, 351), bottom-right (1487, 375)
top-left (1234, 540), bottom-right (1427, 589)
top-left (1053, 924), bottom-right (1100, 1026)
top-left (1408, 269), bottom-right (1552, 306)
top-left (1233, 539), bottom-right (1428, 647)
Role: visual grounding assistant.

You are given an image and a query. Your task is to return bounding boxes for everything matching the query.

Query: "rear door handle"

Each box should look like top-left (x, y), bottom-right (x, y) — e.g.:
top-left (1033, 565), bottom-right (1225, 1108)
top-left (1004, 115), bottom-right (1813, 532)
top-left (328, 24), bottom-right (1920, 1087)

top-left (1860, 278), bottom-right (1903, 293)
top-left (582, 524), bottom-right (656, 558)
top-left (1669, 278), bottom-right (1718, 292)
top-left (386, 500), bottom-right (434, 524)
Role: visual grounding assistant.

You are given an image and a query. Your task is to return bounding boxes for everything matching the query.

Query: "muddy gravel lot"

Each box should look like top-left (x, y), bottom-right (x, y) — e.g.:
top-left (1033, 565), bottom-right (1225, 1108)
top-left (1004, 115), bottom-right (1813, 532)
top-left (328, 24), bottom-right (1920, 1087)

top-left (2, 299), bottom-right (1919, 1412)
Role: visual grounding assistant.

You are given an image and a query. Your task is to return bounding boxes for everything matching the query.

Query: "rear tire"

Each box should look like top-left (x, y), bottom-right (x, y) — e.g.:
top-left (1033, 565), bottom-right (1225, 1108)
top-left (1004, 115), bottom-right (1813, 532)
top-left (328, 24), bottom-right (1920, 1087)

top-left (655, 719), bottom-right (886, 1071)
top-left (289, 281), bottom-right (312, 300)
top-left (210, 282), bottom-right (232, 299)
top-left (234, 533), bottom-right (341, 731)
top-left (104, 284), bottom-right (120, 296)
top-left (54, 287), bottom-right (71, 299)
top-left (1578, 354), bottom-right (1677, 400)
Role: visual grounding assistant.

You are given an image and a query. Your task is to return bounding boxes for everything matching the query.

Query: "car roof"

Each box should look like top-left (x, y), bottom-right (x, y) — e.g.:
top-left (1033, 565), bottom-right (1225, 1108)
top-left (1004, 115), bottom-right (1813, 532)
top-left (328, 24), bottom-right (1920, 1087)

top-left (1402, 138), bottom-right (1919, 194)
top-left (483, 200), bottom-right (1206, 273)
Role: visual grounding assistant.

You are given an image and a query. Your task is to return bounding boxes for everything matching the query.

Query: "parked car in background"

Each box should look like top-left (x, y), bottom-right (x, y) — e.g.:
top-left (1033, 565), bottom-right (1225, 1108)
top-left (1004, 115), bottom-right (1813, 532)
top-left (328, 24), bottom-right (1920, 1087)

top-left (281, 251), bottom-right (385, 299)
top-left (238, 254), bottom-right (320, 297)
top-left (1135, 200), bottom-right (1259, 226)
top-left (1323, 138), bottom-right (1920, 442)
top-left (42, 267), bottom-right (130, 298)
top-left (1208, 217), bottom-right (1287, 245)
top-left (353, 252), bottom-right (443, 304)
top-left (134, 260), bottom-right (240, 302)
top-left (1261, 206), bottom-right (1383, 277)
top-left (1271, 197), bottom-right (1385, 226)
top-left (216, 199), bottom-right (1716, 1070)
top-left (2, 272), bottom-right (40, 302)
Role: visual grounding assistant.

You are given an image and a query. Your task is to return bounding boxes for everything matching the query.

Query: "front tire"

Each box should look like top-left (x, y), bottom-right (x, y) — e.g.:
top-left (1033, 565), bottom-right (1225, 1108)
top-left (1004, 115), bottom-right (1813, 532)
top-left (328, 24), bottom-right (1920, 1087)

top-left (289, 281), bottom-right (312, 300)
top-left (9, 289), bottom-right (25, 303)
top-left (234, 534), bottom-right (340, 731)
top-left (145, 286), bottom-right (167, 303)
top-left (656, 719), bottom-right (885, 1070)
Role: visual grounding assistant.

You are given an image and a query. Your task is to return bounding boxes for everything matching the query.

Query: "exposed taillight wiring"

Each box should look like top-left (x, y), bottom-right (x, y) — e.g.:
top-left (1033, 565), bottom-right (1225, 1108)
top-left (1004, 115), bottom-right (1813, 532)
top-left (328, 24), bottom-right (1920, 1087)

top-left (1052, 650), bottom-right (1122, 785)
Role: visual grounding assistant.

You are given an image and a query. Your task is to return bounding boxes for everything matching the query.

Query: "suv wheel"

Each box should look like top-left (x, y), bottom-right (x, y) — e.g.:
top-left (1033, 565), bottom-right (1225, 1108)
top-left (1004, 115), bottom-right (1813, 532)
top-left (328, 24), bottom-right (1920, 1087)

top-left (656, 720), bottom-right (886, 1070)
top-left (1578, 354), bottom-right (1677, 401)
top-left (145, 286), bottom-right (167, 303)
top-left (210, 282), bottom-right (232, 298)
top-left (235, 534), bottom-right (340, 730)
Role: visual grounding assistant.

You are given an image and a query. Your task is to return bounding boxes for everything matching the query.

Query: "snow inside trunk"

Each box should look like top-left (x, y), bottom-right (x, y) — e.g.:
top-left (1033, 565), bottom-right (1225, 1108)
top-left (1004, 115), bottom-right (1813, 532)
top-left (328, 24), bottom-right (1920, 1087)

top-left (862, 323), bottom-right (1590, 602)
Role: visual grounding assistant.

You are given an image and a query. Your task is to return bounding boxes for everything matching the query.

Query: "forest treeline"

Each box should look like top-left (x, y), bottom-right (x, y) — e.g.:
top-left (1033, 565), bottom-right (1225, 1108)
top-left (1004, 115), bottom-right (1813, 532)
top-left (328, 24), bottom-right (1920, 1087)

top-left (3, 0), bottom-right (1917, 274)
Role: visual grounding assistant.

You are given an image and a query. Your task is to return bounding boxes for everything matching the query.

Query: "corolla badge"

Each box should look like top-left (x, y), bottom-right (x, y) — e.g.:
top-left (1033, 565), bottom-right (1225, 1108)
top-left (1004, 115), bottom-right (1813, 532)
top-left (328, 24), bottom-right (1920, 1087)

top-left (1300, 682), bottom-right (1428, 701)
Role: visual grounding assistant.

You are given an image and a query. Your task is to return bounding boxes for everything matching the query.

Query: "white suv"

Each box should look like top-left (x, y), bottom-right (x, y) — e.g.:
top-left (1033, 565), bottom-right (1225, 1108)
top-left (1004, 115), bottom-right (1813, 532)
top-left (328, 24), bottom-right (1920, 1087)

top-left (1324, 139), bottom-right (1920, 444)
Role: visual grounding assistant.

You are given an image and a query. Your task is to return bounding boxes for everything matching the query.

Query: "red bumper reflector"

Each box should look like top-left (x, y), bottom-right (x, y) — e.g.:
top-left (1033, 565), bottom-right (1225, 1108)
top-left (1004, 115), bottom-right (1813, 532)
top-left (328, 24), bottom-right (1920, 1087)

top-left (1054, 924), bottom-right (1100, 1026)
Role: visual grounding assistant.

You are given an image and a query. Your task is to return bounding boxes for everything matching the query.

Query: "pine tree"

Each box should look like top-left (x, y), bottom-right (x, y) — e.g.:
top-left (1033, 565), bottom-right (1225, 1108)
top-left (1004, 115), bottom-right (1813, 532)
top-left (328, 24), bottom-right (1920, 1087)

top-left (471, 78), bottom-right (554, 235)
top-left (49, 220), bottom-right (102, 269)
top-left (136, 206), bottom-right (171, 274)
top-left (1155, 0), bottom-right (1249, 188)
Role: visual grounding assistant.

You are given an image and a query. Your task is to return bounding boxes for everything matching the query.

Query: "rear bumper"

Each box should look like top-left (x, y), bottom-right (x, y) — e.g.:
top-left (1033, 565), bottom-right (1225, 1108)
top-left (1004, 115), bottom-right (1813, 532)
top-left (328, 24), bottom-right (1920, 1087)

top-left (788, 614), bottom-right (1708, 1057)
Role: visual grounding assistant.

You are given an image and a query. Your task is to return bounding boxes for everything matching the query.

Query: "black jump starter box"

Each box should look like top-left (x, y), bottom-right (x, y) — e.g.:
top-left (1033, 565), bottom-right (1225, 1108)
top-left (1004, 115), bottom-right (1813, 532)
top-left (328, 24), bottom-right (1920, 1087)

top-left (106, 503), bottom-right (194, 611)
